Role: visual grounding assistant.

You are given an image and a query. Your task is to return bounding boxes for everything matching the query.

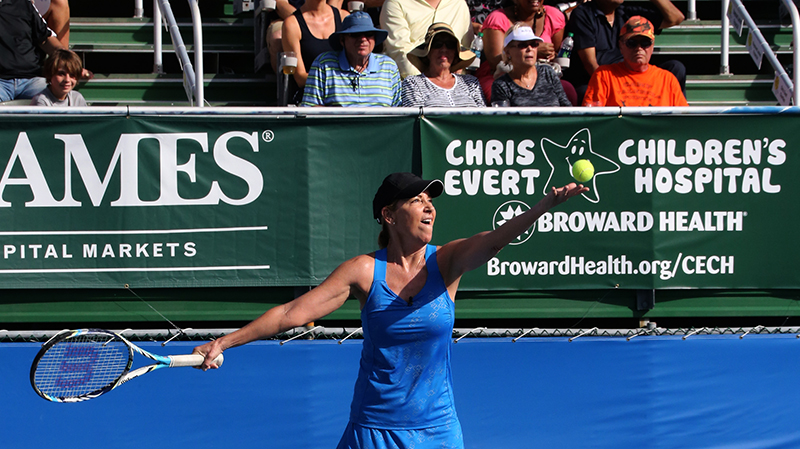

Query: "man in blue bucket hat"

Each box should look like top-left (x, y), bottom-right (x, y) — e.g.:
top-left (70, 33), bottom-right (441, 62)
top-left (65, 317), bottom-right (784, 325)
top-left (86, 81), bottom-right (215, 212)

top-left (301, 11), bottom-right (401, 107)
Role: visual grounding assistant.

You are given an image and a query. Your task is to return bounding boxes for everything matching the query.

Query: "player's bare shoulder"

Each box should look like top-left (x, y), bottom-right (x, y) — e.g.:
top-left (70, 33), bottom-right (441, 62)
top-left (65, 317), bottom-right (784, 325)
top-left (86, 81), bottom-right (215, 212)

top-left (339, 252), bottom-right (375, 270)
top-left (333, 252), bottom-right (376, 296)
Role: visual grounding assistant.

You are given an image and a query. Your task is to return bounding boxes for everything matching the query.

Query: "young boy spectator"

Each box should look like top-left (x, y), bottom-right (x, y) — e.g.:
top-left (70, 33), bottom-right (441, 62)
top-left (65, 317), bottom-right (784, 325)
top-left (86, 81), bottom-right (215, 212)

top-left (31, 49), bottom-right (87, 106)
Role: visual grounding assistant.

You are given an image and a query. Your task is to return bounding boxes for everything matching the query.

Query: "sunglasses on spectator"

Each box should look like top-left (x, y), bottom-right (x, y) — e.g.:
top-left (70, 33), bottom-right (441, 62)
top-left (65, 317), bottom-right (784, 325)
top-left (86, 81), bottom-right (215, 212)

top-left (512, 40), bottom-right (540, 50)
top-left (348, 32), bottom-right (376, 39)
top-left (431, 39), bottom-right (458, 50)
top-left (624, 37), bottom-right (653, 49)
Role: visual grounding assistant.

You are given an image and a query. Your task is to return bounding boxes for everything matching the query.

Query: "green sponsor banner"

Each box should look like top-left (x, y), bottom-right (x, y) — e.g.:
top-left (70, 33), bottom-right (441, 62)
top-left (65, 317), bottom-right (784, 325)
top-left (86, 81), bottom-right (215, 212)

top-left (421, 114), bottom-right (798, 290)
top-left (0, 115), bottom-right (413, 288)
top-left (3, 111), bottom-right (797, 292)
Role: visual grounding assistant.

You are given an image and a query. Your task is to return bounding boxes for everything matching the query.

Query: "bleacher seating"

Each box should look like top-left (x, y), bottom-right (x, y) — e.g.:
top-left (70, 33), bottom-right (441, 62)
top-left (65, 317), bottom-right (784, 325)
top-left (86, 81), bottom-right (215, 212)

top-left (71, 2), bottom-right (275, 106)
top-left (657, 19), bottom-right (793, 106)
top-left (67, 0), bottom-right (794, 107)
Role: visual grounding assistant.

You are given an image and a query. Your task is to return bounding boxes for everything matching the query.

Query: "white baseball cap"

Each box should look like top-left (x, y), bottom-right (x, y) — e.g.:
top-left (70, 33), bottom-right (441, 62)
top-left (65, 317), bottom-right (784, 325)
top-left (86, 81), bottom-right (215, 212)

top-left (503, 26), bottom-right (544, 48)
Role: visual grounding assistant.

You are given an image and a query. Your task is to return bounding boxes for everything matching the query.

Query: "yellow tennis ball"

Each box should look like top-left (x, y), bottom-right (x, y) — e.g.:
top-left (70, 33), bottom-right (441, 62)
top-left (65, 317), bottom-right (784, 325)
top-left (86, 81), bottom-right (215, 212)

top-left (572, 159), bottom-right (594, 183)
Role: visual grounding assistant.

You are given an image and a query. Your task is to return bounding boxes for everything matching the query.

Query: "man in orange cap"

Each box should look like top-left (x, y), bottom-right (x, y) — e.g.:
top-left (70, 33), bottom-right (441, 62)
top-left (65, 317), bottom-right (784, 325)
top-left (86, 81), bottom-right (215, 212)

top-left (582, 16), bottom-right (687, 107)
top-left (564, 0), bottom-right (685, 104)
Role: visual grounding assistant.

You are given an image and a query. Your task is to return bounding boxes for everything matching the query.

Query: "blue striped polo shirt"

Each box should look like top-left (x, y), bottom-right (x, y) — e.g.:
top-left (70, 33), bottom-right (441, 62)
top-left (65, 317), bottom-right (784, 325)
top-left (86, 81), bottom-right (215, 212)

top-left (301, 50), bottom-right (401, 107)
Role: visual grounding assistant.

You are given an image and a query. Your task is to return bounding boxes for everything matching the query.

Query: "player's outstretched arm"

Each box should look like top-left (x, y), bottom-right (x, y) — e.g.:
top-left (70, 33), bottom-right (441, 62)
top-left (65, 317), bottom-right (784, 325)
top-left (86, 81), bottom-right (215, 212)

top-left (438, 183), bottom-right (588, 286)
top-left (193, 255), bottom-right (372, 369)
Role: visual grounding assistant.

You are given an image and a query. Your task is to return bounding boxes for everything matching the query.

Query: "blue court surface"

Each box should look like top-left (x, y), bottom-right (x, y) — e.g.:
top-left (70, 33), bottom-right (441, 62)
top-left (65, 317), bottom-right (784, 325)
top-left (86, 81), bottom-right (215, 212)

top-left (5, 335), bottom-right (800, 448)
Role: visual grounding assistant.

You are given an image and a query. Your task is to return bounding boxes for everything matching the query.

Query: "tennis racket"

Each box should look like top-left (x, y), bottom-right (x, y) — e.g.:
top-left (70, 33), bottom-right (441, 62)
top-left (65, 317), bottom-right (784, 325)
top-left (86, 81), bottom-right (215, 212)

top-left (30, 328), bottom-right (223, 403)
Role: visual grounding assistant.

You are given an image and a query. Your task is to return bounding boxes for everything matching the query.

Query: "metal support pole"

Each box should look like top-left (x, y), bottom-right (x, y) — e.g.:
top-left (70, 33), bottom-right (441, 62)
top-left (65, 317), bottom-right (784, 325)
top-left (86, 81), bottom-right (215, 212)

top-left (188, 0), bottom-right (204, 107)
top-left (153, 0), bottom-right (163, 74)
top-left (780, 0), bottom-right (800, 105)
top-left (720, 0), bottom-right (730, 75)
top-left (687, 0), bottom-right (697, 20)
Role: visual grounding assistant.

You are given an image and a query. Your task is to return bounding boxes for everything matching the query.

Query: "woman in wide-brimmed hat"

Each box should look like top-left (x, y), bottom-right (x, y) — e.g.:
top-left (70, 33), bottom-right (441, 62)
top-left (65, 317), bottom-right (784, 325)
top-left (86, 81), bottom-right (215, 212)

top-left (491, 23), bottom-right (571, 107)
top-left (401, 23), bottom-right (485, 107)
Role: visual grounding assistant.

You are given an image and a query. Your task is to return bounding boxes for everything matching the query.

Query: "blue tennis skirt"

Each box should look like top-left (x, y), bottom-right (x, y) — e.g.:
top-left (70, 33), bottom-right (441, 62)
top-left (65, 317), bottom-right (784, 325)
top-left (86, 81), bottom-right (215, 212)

top-left (336, 421), bottom-right (464, 449)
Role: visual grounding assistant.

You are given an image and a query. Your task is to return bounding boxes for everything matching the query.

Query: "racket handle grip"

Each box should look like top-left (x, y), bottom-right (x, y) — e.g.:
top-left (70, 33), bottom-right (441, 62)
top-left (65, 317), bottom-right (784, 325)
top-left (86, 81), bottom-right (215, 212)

top-left (169, 353), bottom-right (224, 368)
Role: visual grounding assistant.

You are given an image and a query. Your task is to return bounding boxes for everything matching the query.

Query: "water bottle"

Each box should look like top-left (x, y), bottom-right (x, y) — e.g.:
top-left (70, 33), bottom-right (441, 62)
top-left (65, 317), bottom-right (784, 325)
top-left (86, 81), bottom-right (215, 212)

top-left (468, 32), bottom-right (483, 71)
top-left (555, 32), bottom-right (573, 68)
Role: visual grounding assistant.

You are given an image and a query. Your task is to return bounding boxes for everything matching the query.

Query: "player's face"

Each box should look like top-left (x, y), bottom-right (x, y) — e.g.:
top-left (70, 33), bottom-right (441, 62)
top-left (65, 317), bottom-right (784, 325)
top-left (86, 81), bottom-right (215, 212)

top-left (620, 36), bottom-right (653, 70)
top-left (393, 191), bottom-right (436, 243)
top-left (49, 67), bottom-right (77, 100)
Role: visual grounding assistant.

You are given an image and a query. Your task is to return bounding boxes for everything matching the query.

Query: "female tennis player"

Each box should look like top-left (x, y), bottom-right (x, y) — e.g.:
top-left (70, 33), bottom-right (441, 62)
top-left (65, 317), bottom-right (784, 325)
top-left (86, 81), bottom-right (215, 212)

top-left (194, 172), bottom-right (587, 448)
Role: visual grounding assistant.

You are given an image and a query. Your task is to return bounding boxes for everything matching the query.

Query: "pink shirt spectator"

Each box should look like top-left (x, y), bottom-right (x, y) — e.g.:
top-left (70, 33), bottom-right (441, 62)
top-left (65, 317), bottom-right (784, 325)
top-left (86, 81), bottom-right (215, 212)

top-left (477, 5), bottom-right (572, 104)
top-left (480, 5), bottom-right (565, 44)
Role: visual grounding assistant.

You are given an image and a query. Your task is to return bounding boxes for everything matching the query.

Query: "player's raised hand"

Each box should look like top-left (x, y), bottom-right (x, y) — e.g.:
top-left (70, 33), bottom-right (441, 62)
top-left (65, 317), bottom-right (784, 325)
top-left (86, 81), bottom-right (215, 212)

top-left (547, 183), bottom-right (589, 208)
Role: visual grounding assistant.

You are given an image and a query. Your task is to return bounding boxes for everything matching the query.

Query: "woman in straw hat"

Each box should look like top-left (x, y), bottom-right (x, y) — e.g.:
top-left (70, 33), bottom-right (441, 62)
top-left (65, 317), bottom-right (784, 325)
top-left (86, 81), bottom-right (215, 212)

top-left (194, 171), bottom-right (587, 448)
top-left (491, 23), bottom-right (571, 107)
top-left (401, 23), bottom-right (485, 107)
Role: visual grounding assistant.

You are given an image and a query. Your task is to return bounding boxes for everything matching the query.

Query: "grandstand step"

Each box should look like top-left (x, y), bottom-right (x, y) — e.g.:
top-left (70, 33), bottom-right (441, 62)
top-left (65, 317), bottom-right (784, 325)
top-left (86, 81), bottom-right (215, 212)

top-left (70, 17), bottom-right (254, 54)
top-left (685, 74), bottom-right (778, 106)
top-left (655, 20), bottom-right (794, 55)
top-left (70, 0), bottom-right (234, 20)
top-left (631, 0), bottom-right (784, 21)
top-left (79, 73), bottom-right (275, 106)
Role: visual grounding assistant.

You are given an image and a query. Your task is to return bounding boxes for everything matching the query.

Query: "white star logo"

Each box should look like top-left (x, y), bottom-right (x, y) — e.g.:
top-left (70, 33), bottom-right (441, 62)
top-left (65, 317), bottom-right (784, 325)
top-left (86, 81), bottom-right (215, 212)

top-left (492, 200), bottom-right (534, 245)
top-left (541, 128), bottom-right (621, 204)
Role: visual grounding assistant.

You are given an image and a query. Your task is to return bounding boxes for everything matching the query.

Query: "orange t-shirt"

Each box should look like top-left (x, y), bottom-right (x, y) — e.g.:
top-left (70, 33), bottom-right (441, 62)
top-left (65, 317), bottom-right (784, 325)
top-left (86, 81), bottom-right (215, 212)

top-left (583, 62), bottom-right (688, 107)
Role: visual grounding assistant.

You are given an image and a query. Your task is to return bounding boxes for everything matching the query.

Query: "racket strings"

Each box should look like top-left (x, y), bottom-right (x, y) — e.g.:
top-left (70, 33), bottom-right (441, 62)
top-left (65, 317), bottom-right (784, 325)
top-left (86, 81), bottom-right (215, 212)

top-left (34, 334), bottom-right (131, 398)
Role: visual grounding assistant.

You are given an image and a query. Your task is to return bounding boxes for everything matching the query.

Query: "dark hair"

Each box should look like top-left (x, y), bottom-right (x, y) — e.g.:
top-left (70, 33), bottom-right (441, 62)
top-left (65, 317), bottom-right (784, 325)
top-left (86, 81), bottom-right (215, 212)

top-left (378, 223), bottom-right (390, 249)
top-left (43, 49), bottom-right (83, 81)
top-left (377, 200), bottom-right (400, 249)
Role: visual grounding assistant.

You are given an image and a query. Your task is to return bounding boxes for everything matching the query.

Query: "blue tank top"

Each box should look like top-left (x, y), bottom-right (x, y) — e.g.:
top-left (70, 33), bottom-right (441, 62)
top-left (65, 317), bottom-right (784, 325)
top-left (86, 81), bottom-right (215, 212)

top-left (348, 244), bottom-right (458, 429)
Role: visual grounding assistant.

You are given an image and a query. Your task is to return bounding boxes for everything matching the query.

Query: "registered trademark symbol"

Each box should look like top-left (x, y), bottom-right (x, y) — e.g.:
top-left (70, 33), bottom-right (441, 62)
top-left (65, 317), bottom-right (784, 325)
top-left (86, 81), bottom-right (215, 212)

top-left (262, 130), bottom-right (275, 142)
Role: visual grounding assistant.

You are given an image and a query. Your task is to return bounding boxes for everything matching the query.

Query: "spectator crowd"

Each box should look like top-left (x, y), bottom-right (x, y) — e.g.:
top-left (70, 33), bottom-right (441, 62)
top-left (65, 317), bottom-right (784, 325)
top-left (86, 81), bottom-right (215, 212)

top-left (281, 0), bottom-right (688, 107)
top-left (1, 0), bottom-right (690, 107)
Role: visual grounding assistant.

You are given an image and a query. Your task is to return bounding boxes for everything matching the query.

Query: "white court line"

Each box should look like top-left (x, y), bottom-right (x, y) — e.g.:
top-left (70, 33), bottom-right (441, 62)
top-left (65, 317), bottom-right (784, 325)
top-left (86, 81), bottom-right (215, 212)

top-left (0, 265), bottom-right (271, 274)
top-left (0, 226), bottom-right (269, 236)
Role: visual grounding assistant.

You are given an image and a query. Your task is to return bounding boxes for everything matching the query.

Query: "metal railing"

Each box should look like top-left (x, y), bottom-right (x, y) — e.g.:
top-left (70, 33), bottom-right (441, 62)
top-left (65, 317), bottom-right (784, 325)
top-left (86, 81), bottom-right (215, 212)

top-left (1, 105), bottom-right (800, 117)
top-left (687, 0), bottom-right (697, 21)
top-left (152, 0), bottom-right (205, 106)
top-left (721, 0), bottom-right (799, 106)
top-left (4, 325), bottom-right (800, 343)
